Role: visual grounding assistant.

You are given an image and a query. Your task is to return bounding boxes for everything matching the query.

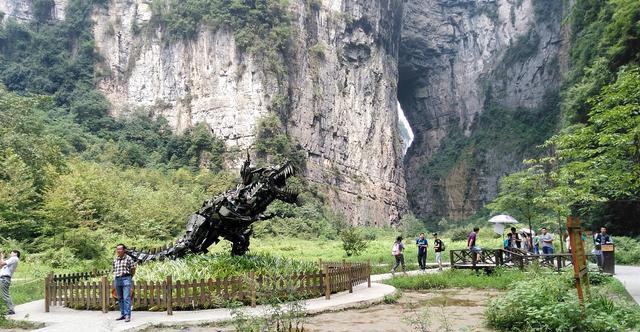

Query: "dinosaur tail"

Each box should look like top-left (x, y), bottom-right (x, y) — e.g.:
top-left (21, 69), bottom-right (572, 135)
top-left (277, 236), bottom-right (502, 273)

top-left (125, 240), bottom-right (189, 263)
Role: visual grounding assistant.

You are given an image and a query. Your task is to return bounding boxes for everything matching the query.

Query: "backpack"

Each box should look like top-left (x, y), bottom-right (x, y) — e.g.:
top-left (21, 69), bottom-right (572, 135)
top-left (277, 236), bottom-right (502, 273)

top-left (391, 242), bottom-right (400, 256)
top-left (440, 240), bottom-right (446, 251)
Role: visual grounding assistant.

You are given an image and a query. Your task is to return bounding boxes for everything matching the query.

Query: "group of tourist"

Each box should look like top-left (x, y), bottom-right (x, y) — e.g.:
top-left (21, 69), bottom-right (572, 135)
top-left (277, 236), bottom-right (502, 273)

top-left (389, 225), bottom-right (615, 275)
top-left (391, 232), bottom-right (446, 274)
top-left (503, 226), bottom-right (554, 255)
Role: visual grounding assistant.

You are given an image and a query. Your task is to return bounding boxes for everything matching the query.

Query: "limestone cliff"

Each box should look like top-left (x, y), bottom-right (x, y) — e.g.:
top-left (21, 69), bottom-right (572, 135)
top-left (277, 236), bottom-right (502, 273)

top-left (0, 0), bottom-right (407, 226)
top-left (0, 0), bottom-right (568, 226)
top-left (399, 0), bottom-right (567, 221)
top-left (285, 0), bottom-right (407, 226)
top-left (0, 0), bottom-right (66, 22)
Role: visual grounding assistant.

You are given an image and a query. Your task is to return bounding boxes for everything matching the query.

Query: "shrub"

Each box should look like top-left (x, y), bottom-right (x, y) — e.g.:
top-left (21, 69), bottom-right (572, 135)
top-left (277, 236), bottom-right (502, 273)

top-left (612, 236), bottom-right (640, 265)
top-left (449, 228), bottom-right (469, 242)
top-left (340, 227), bottom-right (369, 257)
top-left (486, 273), bottom-right (640, 331)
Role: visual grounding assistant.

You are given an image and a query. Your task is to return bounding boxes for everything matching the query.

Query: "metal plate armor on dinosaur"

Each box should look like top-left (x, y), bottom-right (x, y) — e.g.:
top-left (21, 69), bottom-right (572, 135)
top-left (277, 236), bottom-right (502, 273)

top-left (126, 153), bottom-right (298, 262)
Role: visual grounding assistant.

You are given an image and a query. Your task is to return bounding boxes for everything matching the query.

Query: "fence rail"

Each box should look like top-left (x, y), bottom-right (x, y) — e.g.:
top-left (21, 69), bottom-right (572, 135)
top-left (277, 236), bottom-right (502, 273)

top-left (450, 249), bottom-right (596, 272)
top-left (44, 261), bottom-right (371, 315)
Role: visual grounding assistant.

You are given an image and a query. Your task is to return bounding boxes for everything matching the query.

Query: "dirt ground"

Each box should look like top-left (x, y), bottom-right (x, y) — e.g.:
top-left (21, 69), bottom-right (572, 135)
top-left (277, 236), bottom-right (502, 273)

top-left (144, 288), bottom-right (500, 332)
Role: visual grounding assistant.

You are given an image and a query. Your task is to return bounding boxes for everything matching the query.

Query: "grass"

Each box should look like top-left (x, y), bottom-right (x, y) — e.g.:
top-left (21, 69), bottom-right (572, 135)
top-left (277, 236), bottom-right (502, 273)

top-left (135, 252), bottom-right (318, 282)
top-left (0, 318), bottom-right (44, 329)
top-left (384, 268), bottom-right (527, 290)
top-left (486, 271), bottom-right (640, 331)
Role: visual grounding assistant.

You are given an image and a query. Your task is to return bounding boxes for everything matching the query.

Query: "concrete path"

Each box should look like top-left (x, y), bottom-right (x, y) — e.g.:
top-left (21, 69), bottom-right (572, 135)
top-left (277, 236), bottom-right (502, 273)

top-left (614, 265), bottom-right (640, 304)
top-left (12, 282), bottom-right (397, 332)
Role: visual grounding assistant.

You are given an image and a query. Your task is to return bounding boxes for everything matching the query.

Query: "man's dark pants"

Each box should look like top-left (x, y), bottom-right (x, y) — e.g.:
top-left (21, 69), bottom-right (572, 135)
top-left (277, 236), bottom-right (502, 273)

top-left (418, 251), bottom-right (427, 270)
top-left (115, 275), bottom-right (132, 318)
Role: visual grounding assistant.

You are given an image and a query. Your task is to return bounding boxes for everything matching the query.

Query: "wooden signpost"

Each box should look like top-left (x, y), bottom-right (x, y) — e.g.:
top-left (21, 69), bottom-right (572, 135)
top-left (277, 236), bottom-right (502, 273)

top-left (567, 216), bottom-right (591, 314)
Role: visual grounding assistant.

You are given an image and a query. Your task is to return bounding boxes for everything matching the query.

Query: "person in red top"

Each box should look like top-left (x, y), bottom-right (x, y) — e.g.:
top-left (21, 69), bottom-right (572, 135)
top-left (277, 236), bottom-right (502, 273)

top-left (468, 227), bottom-right (479, 250)
top-left (468, 227), bottom-right (480, 265)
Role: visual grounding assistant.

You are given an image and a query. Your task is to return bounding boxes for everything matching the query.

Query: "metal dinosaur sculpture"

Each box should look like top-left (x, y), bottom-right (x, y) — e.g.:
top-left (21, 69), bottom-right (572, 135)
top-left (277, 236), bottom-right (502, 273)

top-left (125, 153), bottom-right (298, 262)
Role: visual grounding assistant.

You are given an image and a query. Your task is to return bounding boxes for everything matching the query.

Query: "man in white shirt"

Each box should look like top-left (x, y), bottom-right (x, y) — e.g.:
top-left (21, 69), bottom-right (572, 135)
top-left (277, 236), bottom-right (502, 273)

top-left (0, 250), bottom-right (20, 315)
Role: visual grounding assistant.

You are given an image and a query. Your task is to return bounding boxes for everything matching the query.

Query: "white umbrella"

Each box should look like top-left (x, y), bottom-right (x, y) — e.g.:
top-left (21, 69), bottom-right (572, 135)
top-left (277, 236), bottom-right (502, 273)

top-left (488, 214), bottom-right (518, 235)
top-left (488, 214), bottom-right (519, 224)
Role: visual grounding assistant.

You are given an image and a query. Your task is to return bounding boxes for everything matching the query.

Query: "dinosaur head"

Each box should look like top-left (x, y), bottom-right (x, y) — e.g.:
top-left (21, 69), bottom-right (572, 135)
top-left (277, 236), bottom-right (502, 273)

top-left (268, 162), bottom-right (298, 203)
top-left (241, 160), bottom-right (299, 211)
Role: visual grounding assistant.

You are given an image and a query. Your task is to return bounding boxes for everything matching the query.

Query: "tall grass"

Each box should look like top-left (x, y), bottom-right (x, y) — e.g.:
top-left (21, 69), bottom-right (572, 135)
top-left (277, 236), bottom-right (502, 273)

top-left (486, 272), bottom-right (640, 331)
top-left (384, 268), bottom-right (527, 290)
top-left (134, 253), bottom-right (318, 282)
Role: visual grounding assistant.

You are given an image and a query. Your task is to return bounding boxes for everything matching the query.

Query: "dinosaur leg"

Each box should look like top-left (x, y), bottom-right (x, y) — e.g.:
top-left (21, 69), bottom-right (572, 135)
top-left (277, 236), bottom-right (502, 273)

top-left (229, 227), bottom-right (253, 256)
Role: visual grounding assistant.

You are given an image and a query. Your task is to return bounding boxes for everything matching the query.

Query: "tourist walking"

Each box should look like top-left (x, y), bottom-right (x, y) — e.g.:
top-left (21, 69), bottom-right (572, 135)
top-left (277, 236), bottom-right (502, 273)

top-left (433, 233), bottom-right (444, 271)
top-left (468, 227), bottom-right (480, 264)
top-left (416, 233), bottom-right (428, 271)
top-left (113, 244), bottom-right (136, 322)
top-left (0, 250), bottom-right (20, 315)
top-left (391, 236), bottom-right (407, 275)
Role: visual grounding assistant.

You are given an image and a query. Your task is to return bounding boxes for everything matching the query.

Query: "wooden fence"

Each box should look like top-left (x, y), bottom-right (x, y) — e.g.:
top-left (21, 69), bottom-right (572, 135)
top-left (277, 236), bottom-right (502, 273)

top-left (450, 248), bottom-right (596, 272)
top-left (44, 261), bottom-right (371, 315)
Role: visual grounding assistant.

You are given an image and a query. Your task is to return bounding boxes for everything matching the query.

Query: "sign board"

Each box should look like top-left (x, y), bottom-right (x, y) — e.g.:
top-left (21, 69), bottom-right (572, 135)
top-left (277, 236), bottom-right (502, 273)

top-left (567, 216), bottom-right (591, 314)
top-left (601, 244), bottom-right (614, 252)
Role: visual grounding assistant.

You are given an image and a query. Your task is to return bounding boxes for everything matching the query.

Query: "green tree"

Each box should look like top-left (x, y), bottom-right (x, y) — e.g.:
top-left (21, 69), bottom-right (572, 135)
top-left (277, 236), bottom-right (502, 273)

top-left (487, 166), bottom-right (547, 234)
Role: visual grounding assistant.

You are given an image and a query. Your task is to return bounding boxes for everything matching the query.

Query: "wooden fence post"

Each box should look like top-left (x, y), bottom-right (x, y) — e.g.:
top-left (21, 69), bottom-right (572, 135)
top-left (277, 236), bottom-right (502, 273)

top-left (249, 271), bottom-right (256, 308)
top-left (101, 276), bottom-right (108, 313)
top-left (323, 265), bottom-right (331, 300)
top-left (44, 273), bottom-right (51, 312)
top-left (557, 256), bottom-right (562, 273)
top-left (348, 262), bottom-right (353, 293)
top-left (367, 259), bottom-right (371, 288)
top-left (166, 276), bottom-right (173, 315)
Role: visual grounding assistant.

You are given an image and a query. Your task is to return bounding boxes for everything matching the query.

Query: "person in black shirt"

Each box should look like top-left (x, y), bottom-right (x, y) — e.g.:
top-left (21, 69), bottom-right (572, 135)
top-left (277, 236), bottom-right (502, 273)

top-left (594, 226), bottom-right (613, 268)
top-left (433, 233), bottom-right (444, 271)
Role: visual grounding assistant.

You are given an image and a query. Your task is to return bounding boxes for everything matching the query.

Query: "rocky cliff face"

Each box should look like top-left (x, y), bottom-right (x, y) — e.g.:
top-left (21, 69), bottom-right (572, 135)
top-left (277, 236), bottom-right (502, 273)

top-left (93, 0), bottom-right (407, 226)
top-left (92, 0), bottom-right (280, 152)
top-left (0, 0), bottom-right (407, 226)
top-left (285, 0), bottom-right (407, 226)
top-left (0, 0), bottom-right (567, 226)
top-left (399, 0), bottom-right (566, 221)
top-left (0, 0), bottom-right (66, 22)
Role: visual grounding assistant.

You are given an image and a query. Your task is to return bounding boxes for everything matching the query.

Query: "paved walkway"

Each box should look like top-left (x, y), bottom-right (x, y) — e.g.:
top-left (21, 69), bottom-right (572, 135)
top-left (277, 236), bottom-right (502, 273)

top-left (10, 267), bottom-right (442, 332)
top-left (613, 265), bottom-right (640, 304)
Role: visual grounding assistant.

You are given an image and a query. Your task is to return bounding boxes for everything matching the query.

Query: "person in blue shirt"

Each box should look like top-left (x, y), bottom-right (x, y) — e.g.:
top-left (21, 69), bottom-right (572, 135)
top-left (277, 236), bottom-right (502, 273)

top-left (416, 233), bottom-right (428, 271)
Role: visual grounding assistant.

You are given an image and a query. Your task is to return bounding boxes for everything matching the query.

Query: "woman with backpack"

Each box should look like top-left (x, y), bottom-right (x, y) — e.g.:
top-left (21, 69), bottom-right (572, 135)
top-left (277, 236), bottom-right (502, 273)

top-left (433, 233), bottom-right (445, 271)
top-left (391, 236), bottom-right (407, 275)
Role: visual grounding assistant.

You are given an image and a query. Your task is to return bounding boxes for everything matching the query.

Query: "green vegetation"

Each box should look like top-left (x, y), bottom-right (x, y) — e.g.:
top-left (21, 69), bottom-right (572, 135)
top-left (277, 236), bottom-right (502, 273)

top-left (488, 0), bottom-right (640, 242)
top-left (149, 0), bottom-right (290, 51)
top-left (491, 67), bottom-right (640, 239)
top-left (564, 0), bottom-right (640, 122)
top-left (385, 268), bottom-right (527, 291)
top-left (612, 236), bottom-right (640, 265)
top-left (0, 316), bottom-right (44, 330)
top-left (340, 226), bottom-right (369, 257)
top-left (486, 272), bottom-right (640, 331)
top-left (148, 0), bottom-right (291, 80)
top-left (134, 253), bottom-right (318, 282)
